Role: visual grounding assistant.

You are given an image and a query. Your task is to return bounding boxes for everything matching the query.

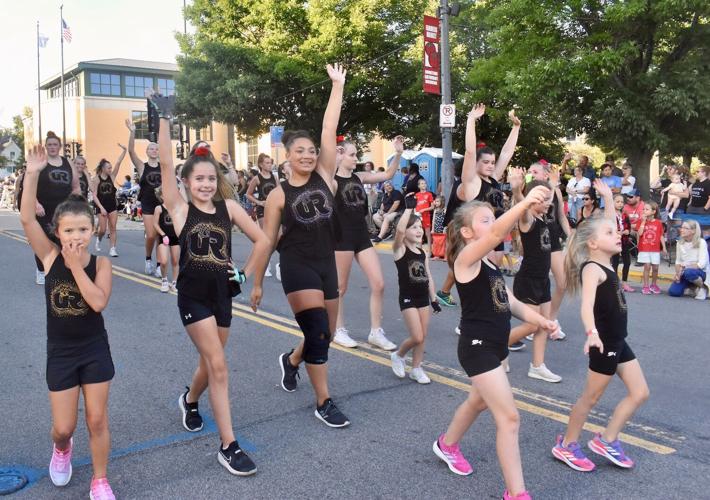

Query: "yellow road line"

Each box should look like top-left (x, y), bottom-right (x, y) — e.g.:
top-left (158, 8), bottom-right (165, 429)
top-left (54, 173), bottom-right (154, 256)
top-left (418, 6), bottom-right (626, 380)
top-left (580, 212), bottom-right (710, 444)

top-left (0, 230), bottom-right (677, 455)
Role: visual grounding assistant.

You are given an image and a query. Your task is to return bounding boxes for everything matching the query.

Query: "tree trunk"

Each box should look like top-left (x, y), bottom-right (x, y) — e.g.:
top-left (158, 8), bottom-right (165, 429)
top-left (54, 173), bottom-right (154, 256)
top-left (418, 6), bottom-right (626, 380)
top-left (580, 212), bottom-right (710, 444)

top-left (626, 149), bottom-right (655, 199)
top-left (682, 153), bottom-right (692, 169)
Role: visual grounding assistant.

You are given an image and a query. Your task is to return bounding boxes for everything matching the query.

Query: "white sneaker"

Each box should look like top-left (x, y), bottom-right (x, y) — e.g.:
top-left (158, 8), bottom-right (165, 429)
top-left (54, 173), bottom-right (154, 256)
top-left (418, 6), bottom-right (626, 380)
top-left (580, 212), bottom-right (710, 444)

top-left (368, 328), bottom-right (397, 351)
top-left (391, 352), bottom-right (406, 378)
top-left (275, 263), bottom-right (281, 282)
top-left (333, 328), bottom-right (358, 348)
top-left (528, 363), bottom-right (562, 383)
top-left (36, 270), bottom-right (45, 285)
top-left (160, 279), bottom-right (169, 293)
top-left (109, 247), bottom-right (118, 257)
top-left (551, 320), bottom-right (566, 340)
top-left (144, 260), bottom-right (153, 275)
top-left (455, 326), bottom-right (461, 336)
top-left (94, 239), bottom-right (101, 252)
top-left (525, 334), bottom-right (535, 341)
top-left (265, 267), bottom-right (273, 277)
top-left (409, 367), bottom-right (431, 384)
top-left (695, 287), bottom-right (707, 300)
top-left (170, 281), bottom-right (178, 292)
top-left (154, 266), bottom-right (163, 278)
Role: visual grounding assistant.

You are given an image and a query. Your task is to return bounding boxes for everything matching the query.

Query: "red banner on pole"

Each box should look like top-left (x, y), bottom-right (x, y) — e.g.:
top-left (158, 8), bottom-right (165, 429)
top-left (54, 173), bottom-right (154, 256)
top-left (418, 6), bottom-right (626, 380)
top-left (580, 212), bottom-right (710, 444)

top-left (423, 15), bottom-right (441, 95)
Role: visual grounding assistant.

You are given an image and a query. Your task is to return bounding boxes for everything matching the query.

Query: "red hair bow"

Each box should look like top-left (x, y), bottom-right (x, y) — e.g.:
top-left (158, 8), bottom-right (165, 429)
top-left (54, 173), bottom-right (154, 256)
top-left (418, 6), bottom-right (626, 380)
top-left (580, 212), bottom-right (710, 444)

top-left (194, 147), bottom-right (211, 157)
top-left (476, 142), bottom-right (487, 149)
top-left (336, 135), bottom-right (346, 143)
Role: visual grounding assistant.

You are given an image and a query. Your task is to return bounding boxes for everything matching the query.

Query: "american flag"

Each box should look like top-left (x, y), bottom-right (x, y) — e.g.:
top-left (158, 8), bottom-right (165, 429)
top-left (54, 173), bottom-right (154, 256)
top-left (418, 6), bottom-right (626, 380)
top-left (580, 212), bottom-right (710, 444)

top-left (62, 18), bottom-right (72, 43)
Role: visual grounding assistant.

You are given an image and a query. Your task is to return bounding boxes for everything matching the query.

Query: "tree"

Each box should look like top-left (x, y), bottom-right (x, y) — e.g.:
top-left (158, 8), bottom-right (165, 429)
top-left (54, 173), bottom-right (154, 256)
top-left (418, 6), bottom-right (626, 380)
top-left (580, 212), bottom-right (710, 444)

top-left (459, 0), bottom-right (710, 194)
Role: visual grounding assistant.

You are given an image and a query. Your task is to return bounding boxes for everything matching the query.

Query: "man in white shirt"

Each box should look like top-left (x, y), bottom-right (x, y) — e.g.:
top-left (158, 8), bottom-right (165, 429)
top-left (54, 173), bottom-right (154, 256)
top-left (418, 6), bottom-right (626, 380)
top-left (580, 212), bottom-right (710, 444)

top-left (566, 166), bottom-right (591, 222)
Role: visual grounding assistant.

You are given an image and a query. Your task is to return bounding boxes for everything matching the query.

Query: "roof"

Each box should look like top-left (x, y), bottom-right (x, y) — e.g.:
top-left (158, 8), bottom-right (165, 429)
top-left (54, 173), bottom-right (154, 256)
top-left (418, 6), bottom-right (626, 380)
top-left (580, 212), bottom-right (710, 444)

top-left (40, 58), bottom-right (178, 89)
top-left (390, 148), bottom-right (464, 161)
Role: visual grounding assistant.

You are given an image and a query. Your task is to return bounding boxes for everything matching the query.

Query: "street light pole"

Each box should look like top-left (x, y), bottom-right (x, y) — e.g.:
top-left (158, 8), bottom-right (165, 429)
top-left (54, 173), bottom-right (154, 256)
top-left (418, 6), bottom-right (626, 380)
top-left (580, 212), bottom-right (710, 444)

top-left (439, 0), bottom-right (453, 199)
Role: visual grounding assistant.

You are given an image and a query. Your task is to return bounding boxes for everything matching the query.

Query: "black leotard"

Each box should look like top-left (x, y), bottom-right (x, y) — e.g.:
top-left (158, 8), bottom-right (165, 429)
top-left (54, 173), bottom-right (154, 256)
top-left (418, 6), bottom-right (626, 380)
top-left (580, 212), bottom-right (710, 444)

top-left (96, 175), bottom-right (117, 213)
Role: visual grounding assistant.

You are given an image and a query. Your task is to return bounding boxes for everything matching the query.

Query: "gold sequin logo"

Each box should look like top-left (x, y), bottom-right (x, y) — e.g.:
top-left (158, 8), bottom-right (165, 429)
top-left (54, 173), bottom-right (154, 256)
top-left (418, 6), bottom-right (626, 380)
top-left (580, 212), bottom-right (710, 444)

top-left (408, 259), bottom-right (429, 283)
top-left (187, 222), bottom-right (228, 267)
top-left (489, 275), bottom-right (510, 313)
top-left (99, 180), bottom-right (113, 196)
top-left (50, 281), bottom-right (89, 317)
top-left (540, 224), bottom-right (551, 252)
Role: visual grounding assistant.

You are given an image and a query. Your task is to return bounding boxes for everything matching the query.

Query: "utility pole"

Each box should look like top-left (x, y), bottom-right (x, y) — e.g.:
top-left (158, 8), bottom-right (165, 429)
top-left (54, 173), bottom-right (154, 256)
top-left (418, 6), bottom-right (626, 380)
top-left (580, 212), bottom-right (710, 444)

top-left (438, 0), bottom-right (458, 200)
top-left (60, 4), bottom-right (66, 146)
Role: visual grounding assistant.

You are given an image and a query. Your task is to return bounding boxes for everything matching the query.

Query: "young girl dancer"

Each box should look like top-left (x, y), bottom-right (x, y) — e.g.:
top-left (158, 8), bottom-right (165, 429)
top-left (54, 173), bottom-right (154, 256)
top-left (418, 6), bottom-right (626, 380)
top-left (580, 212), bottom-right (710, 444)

top-left (246, 153), bottom-right (277, 277)
top-left (415, 178), bottom-right (435, 250)
top-left (390, 198), bottom-right (441, 383)
top-left (552, 213), bottom-right (650, 472)
top-left (262, 64), bottom-right (351, 427)
top-left (434, 185), bottom-right (555, 500)
top-left (332, 136), bottom-right (402, 350)
top-left (91, 145), bottom-right (126, 257)
top-left (153, 188), bottom-right (180, 293)
top-left (21, 145), bottom-right (117, 499)
top-left (151, 94), bottom-right (271, 475)
top-left (637, 201), bottom-right (667, 294)
top-left (430, 195), bottom-right (447, 260)
top-left (125, 119), bottom-right (162, 276)
top-left (612, 194), bottom-right (635, 292)
top-left (75, 156), bottom-right (90, 200)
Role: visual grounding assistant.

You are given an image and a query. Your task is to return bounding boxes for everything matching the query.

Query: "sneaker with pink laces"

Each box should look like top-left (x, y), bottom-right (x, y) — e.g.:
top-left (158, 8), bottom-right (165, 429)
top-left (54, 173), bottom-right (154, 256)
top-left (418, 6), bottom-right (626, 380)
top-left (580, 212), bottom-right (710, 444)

top-left (433, 434), bottom-right (473, 476)
top-left (650, 284), bottom-right (662, 294)
top-left (49, 438), bottom-right (73, 486)
top-left (503, 490), bottom-right (532, 500)
top-left (90, 477), bottom-right (116, 500)
top-left (622, 283), bottom-right (635, 293)
top-left (641, 286), bottom-right (651, 295)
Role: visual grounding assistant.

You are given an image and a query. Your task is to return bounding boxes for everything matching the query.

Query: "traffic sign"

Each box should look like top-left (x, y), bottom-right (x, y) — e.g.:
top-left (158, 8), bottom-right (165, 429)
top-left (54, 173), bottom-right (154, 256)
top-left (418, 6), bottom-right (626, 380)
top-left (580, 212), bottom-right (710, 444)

top-left (270, 126), bottom-right (285, 147)
top-left (440, 104), bottom-right (456, 128)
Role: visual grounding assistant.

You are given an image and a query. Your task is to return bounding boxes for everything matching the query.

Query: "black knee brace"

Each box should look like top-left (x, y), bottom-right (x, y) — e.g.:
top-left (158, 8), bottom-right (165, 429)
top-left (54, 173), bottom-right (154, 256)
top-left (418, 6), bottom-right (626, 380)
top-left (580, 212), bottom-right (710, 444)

top-left (295, 307), bottom-right (330, 365)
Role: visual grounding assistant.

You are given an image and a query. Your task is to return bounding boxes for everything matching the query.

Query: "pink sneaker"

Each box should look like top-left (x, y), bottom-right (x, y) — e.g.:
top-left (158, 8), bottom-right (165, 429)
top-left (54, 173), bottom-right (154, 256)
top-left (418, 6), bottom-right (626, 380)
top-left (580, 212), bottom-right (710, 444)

top-left (650, 284), bottom-right (662, 294)
top-left (622, 283), bottom-right (635, 293)
top-left (551, 434), bottom-right (595, 472)
top-left (641, 286), bottom-right (651, 295)
top-left (90, 477), bottom-right (116, 500)
top-left (49, 438), bottom-right (73, 486)
top-left (504, 490), bottom-right (532, 500)
top-left (433, 434), bottom-right (473, 476)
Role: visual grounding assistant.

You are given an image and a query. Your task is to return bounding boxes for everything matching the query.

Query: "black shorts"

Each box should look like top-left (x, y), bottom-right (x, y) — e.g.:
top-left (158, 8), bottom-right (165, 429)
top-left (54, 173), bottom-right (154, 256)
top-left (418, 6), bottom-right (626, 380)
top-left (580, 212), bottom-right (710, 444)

top-left (589, 340), bottom-right (636, 376)
top-left (399, 294), bottom-right (430, 311)
top-left (255, 205), bottom-right (265, 219)
top-left (140, 198), bottom-right (158, 215)
top-left (178, 293), bottom-right (232, 328)
top-left (280, 251), bottom-right (339, 300)
top-left (335, 227), bottom-right (373, 254)
top-left (160, 236), bottom-right (180, 247)
top-left (46, 336), bottom-right (115, 392)
top-left (98, 200), bottom-right (117, 214)
top-left (513, 274), bottom-right (551, 305)
top-left (457, 335), bottom-right (508, 377)
top-left (550, 235), bottom-right (563, 252)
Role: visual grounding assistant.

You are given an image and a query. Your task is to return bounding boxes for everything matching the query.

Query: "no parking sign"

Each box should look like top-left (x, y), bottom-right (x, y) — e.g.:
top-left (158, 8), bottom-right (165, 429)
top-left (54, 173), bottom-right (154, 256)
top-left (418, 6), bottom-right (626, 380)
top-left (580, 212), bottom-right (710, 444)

top-left (440, 104), bottom-right (456, 128)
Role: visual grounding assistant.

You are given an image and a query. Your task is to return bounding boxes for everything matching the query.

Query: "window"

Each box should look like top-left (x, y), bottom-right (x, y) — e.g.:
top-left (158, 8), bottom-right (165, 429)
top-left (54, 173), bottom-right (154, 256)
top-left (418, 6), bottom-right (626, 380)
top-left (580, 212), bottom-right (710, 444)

top-left (195, 124), bottom-right (213, 142)
top-left (48, 78), bottom-right (79, 99)
top-left (247, 137), bottom-right (259, 166)
top-left (132, 111), bottom-right (150, 140)
top-left (157, 78), bottom-right (175, 96)
top-left (125, 75), bottom-right (154, 97)
top-left (90, 72), bottom-right (121, 96)
top-left (10, 152), bottom-right (16, 160)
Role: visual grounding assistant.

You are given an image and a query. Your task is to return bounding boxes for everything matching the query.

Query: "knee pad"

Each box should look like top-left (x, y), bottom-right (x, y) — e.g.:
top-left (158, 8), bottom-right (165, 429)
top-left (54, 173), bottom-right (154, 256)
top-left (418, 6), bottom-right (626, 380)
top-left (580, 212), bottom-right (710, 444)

top-left (295, 307), bottom-right (330, 365)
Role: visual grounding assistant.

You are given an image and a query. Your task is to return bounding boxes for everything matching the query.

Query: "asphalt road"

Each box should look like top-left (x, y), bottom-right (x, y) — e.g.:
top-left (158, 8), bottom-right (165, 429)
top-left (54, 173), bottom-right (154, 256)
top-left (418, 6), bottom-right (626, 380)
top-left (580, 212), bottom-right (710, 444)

top-left (0, 210), bottom-right (707, 499)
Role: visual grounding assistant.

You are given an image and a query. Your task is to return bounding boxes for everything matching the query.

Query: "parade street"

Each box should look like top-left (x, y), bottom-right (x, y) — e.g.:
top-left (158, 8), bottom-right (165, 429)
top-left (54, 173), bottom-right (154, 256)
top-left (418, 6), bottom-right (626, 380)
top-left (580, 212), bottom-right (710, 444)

top-left (1, 211), bottom-right (707, 499)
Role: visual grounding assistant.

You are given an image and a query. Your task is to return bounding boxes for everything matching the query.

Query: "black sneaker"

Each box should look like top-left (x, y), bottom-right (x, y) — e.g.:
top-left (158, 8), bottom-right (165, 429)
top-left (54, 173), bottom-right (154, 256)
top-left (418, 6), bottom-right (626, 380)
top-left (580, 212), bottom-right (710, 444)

top-left (315, 398), bottom-right (350, 428)
top-left (279, 350), bottom-right (299, 392)
top-left (509, 341), bottom-right (526, 352)
top-left (371, 236), bottom-right (382, 243)
top-left (217, 441), bottom-right (257, 476)
top-left (178, 386), bottom-right (204, 432)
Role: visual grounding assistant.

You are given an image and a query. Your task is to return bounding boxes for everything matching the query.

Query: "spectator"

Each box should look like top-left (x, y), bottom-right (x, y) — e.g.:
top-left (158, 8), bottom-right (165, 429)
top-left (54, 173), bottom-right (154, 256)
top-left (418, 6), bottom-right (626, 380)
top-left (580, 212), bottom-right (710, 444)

top-left (599, 163), bottom-right (622, 207)
top-left (402, 163), bottom-right (424, 195)
top-left (687, 166), bottom-right (710, 215)
top-left (623, 189), bottom-right (645, 233)
top-left (668, 220), bottom-right (709, 300)
top-left (372, 181), bottom-right (404, 242)
top-left (579, 155), bottom-right (595, 181)
top-left (566, 166), bottom-right (591, 223)
top-left (621, 163), bottom-right (636, 195)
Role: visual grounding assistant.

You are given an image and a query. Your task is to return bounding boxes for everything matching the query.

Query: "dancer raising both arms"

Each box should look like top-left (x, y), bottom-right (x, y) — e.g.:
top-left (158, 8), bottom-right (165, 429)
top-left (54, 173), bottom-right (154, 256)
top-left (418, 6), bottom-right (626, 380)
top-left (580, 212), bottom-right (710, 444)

top-left (125, 119), bottom-right (162, 276)
top-left (262, 64), bottom-right (352, 427)
top-left (91, 145), bottom-right (126, 257)
top-left (332, 135), bottom-right (403, 350)
top-left (433, 185), bottom-right (555, 500)
top-left (151, 93), bottom-right (271, 476)
top-left (21, 145), bottom-right (117, 499)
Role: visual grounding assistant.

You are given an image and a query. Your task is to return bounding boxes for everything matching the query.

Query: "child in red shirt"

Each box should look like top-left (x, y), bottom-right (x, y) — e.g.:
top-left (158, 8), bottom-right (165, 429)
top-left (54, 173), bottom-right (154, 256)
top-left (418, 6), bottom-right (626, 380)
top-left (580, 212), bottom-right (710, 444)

top-left (637, 201), bottom-right (667, 294)
top-left (414, 178), bottom-right (434, 249)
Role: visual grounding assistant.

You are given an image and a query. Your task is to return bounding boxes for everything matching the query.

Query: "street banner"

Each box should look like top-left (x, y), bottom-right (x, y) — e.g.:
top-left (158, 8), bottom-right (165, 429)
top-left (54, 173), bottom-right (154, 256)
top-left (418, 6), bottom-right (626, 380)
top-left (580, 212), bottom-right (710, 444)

top-left (423, 15), bottom-right (441, 95)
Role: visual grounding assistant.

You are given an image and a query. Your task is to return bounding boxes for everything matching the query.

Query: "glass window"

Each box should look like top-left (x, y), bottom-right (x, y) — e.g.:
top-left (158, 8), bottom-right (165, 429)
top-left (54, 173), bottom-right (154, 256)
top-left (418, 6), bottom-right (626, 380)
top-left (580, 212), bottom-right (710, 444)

top-left (89, 72), bottom-right (121, 96)
top-left (247, 137), bottom-right (259, 166)
top-left (125, 75), bottom-right (154, 97)
top-left (132, 111), bottom-right (150, 140)
top-left (157, 78), bottom-right (175, 96)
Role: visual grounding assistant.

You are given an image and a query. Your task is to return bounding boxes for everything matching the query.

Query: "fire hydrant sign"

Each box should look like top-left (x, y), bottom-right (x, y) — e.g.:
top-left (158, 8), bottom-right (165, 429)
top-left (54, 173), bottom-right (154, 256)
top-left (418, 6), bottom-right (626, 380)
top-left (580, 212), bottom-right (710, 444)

top-left (440, 104), bottom-right (455, 128)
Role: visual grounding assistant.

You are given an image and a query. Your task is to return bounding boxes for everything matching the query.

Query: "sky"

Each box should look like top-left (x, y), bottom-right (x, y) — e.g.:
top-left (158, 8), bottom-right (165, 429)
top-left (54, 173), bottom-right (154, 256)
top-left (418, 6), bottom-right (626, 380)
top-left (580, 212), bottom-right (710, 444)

top-left (0, 0), bottom-right (189, 127)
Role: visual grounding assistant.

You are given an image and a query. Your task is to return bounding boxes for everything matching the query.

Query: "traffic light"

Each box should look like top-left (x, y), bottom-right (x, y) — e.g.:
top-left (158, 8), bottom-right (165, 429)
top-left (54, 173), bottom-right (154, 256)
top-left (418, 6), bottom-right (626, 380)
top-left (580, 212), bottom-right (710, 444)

top-left (64, 144), bottom-right (72, 158)
top-left (74, 142), bottom-right (83, 157)
top-left (147, 98), bottom-right (159, 143)
top-left (176, 143), bottom-right (184, 160)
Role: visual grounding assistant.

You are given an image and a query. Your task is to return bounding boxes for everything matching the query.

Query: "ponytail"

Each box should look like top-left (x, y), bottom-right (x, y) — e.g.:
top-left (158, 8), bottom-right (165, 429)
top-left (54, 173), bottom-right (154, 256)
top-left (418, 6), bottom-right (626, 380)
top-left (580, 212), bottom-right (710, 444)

top-left (564, 215), bottom-right (614, 295)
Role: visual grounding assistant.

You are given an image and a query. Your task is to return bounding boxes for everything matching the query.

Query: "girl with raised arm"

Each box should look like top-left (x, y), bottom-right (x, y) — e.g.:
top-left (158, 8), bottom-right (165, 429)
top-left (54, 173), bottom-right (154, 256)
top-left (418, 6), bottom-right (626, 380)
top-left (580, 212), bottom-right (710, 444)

top-left (91, 145), bottom-right (126, 257)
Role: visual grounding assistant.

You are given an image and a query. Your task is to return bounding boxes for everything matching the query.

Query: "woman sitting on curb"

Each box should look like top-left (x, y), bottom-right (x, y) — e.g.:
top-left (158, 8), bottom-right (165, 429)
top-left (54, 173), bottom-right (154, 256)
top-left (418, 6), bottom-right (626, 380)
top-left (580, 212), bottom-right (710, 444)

top-left (668, 219), bottom-right (709, 300)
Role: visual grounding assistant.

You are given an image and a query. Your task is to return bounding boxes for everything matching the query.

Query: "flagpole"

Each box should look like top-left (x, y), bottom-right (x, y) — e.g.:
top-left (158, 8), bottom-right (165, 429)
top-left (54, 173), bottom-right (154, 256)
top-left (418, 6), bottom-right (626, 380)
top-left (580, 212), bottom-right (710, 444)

top-left (60, 4), bottom-right (66, 146)
top-left (36, 21), bottom-right (43, 140)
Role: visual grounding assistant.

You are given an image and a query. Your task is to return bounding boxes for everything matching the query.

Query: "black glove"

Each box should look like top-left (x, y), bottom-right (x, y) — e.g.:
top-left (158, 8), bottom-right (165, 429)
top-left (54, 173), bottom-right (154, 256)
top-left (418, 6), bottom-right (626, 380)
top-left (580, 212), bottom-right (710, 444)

top-left (431, 301), bottom-right (442, 314)
top-left (405, 194), bottom-right (417, 209)
top-left (148, 93), bottom-right (176, 120)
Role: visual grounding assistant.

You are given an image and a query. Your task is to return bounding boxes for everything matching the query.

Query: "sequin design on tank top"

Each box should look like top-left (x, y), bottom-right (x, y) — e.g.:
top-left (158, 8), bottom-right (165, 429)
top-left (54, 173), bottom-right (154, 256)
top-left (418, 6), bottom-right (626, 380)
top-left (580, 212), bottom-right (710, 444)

top-left (489, 273), bottom-right (511, 313)
top-left (340, 179), bottom-right (367, 209)
top-left (540, 223), bottom-right (551, 252)
top-left (49, 281), bottom-right (89, 317)
top-left (291, 188), bottom-right (333, 225)
top-left (185, 222), bottom-right (229, 268)
top-left (98, 178), bottom-right (114, 197)
top-left (79, 174), bottom-right (89, 197)
top-left (48, 168), bottom-right (72, 187)
top-left (143, 169), bottom-right (161, 188)
top-left (408, 258), bottom-right (428, 283)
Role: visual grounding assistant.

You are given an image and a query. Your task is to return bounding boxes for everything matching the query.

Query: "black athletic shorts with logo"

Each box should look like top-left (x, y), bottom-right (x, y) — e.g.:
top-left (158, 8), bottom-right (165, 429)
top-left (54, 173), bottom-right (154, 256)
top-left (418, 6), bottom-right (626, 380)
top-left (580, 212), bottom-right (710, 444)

top-left (457, 334), bottom-right (508, 377)
top-left (589, 340), bottom-right (636, 376)
top-left (46, 336), bottom-right (115, 392)
top-left (177, 293), bottom-right (232, 328)
top-left (279, 251), bottom-right (339, 300)
top-left (513, 274), bottom-right (552, 306)
top-left (398, 293), bottom-right (430, 311)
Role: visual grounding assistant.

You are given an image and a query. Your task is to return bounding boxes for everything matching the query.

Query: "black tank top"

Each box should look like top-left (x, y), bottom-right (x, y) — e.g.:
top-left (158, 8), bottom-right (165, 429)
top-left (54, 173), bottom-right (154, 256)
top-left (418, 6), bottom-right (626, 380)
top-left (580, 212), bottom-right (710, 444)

top-left (256, 172), bottom-right (277, 202)
top-left (395, 247), bottom-right (429, 297)
top-left (518, 216), bottom-right (552, 278)
top-left (138, 162), bottom-right (161, 204)
top-left (546, 191), bottom-right (562, 240)
top-left (335, 174), bottom-right (368, 232)
top-left (580, 261), bottom-right (628, 341)
top-left (443, 178), bottom-right (462, 228)
top-left (97, 175), bottom-right (116, 207)
top-left (456, 260), bottom-right (511, 342)
top-left (158, 205), bottom-right (178, 241)
top-left (177, 200), bottom-right (233, 301)
top-left (278, 171), bottom-right (337, 258)
top-left (475, 177), bottom-right (505, 217)
top-left (45, 254), bottom-right (106, 346)
top-left (78, 172), bottom-right (90, 199)
top-left (36, 157), bottom-right (73, 214)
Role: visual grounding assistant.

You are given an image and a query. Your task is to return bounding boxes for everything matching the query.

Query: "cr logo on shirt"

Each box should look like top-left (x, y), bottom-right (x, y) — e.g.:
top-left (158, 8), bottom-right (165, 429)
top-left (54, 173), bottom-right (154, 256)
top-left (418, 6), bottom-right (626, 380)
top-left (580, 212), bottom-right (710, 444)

top-left (145, 171), bottom-right (161, 187)
top-left (188, 223), bottom-right (228, 264)
top-left (342, 183), bottom-right (366, 208)
top-left (51, 282), bottom-right (88, 317)
top-left (293, 190), bottom-right (332, 224)
top-left (49, 170), bottom-right (71, 185)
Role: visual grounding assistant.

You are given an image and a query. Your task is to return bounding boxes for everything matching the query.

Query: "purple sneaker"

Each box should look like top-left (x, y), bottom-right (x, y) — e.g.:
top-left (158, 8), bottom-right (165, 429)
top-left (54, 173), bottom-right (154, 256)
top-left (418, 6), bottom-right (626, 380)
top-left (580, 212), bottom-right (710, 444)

top-left (433, 434), bottom-right (473, 476)
top-left (551, 434), bottom-right (595, 472)
top-left (588, 433), bottom-right (634, 468)
top-left (503, 490), bottom-right (532, 500)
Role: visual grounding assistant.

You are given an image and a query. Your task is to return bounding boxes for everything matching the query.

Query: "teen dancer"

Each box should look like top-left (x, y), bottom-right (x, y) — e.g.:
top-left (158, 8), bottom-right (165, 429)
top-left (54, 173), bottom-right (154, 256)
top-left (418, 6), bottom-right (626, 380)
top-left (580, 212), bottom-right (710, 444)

top-left (151, 94), bottom-right (271, 475)
top-left (21, 145), bottom-right (117, 499)
top-left (434, 185), bottom-right (555, 500)
top-left (75, 156), bottom-right (90, 199)
top-left (246, 153), bottom-right (277, 277)
top-left (262, 64), bottom-right (351, 427)
top-left (332, 136), bottom-right (402, 349)
top-left (91, 145), bottom-right (126, 257)
top-left (153, 188), bottom-right (180, 293)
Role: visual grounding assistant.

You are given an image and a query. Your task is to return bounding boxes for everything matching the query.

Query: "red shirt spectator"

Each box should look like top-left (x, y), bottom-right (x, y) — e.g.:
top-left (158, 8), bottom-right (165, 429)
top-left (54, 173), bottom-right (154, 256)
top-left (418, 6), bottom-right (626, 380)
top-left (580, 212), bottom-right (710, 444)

top-left (638, 219), bottom-right (663, 252)
top-left (415, 191), bottom-right (434, 229)
top-left (623, 191), bottom-right (645, 231)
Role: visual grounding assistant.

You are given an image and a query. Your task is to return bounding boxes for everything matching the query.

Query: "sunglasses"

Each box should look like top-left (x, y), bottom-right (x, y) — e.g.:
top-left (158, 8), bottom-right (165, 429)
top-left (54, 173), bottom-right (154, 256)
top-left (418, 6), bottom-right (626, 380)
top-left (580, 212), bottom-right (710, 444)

top-left (582, 197), bottom-right (591, 201)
